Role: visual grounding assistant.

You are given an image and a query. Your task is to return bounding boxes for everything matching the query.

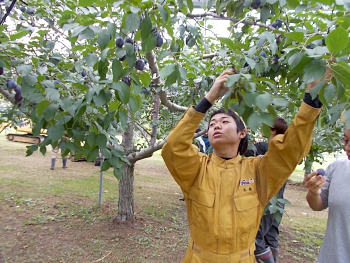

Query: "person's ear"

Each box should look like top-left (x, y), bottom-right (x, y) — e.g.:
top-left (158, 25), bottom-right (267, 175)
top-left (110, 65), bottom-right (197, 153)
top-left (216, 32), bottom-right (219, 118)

top-left (239, 128), bottom-right (247, 138)
top-left (269, 129), bottom-right (277, 141)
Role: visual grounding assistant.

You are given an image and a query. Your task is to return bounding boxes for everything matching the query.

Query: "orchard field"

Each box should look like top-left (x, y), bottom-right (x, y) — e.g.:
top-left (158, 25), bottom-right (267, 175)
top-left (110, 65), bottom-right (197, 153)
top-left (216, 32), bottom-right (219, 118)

top-left (0, 133), bottom-right (333, 263)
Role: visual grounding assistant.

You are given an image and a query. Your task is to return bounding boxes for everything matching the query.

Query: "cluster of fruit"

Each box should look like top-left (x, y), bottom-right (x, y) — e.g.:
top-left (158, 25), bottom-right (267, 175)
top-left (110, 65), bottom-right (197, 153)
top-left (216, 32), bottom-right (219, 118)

top-left (271, 20), bottom-right (283, 29)
top-left (6, 79), bottom-right (22, 104)
top-left (115, 36), bottom-right (148, 71)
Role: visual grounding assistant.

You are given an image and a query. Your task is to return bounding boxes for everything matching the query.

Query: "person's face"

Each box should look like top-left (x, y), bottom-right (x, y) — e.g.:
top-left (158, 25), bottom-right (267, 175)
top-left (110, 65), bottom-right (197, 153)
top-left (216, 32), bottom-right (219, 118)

top-left (208, 113), bottom-right (246, 148)
top-left (344, 127), bottom-right (350, 160)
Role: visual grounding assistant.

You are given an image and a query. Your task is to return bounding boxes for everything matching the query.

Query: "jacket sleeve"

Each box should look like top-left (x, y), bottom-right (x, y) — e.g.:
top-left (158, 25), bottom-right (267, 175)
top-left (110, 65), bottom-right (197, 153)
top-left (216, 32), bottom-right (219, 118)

top-left (257, 102), bottom-right (321, 203)
top-left (161, 107), bottom-right (206, 194)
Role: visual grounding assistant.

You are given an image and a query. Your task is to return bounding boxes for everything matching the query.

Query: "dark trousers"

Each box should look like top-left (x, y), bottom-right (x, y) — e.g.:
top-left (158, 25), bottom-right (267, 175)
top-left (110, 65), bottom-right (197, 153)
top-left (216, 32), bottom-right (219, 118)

top-left (255, 183), bottom-right (286, 254)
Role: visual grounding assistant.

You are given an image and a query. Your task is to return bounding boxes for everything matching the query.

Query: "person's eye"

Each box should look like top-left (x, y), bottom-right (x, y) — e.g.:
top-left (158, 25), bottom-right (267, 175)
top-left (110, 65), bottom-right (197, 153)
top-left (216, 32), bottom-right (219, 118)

top-left (209, 123), bottom-right (214, 127)
top-left (223, 120), bottom-right (229, 123)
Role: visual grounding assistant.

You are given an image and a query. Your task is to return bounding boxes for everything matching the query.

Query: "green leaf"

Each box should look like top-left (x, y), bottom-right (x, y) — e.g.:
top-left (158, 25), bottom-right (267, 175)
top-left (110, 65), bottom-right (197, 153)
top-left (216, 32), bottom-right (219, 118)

top-left (113, 166), bottom-right (123, 180)
top-left (144, 35), bottom-right (157, 53)
top-left (217, 37), bottom-right (234, 49)
top-left (36, 100), bottom-right (51, 116)
top-left (284, 32), bottom-right (304, 43)
top-left (140, 15), bottom-right (152, 40)
top-left (72, 25), bottom-right (88, 37)
top-left (160, 64), bottom-right (176, 79)
top-left (129, 96), bottom-right (140, 112)
top-left (98, 29), bottom-right (111, 50)
top-left (157, 4), bottom-right (169, 24)
top-left (16, 65), bottom-right (33, 77)
top-left (40, 146), bottom-right (47, 156)
top-left (87, 132), bottom-right (96, 147)
top-left (118, 110), bottom-right (128, 130)
top-left (165, 70), bottom-right (178, 87)
top-left (247, 112), bottom-right (261, 131)
top-left (78, 28), bottom-right (95, 41)
top-left (326, 26), bottom-right (349, 55)
top-left (101, 160), bottom-right (111, 171)
top-left (46, 88), bottom-right (60, 102)
top-left (323, 83), bottom-right (336, 104)
top-left (344, 110), bottom-right (350, 129)
top-left (96, 133), bottom-right (107, 148)
top-left (126, 53), bottom-right (136, 68)
top-left (23, 75), bottom-right (37, 86)
top-left (187, 0), bottom-right (194, 12)
top-left (226, 74), bottom-right (241, 87)
top-left (112, 58), bottom-right (122, 81)
top-left (272, 98), bottom-right (290, 107)
top-left (103, 111), bottom-right (115, 130)
top-left (84, 53), bottom-right (99, 67)
top-left (32, 120), bottom-right (44, 137)
top-left (331, 60), bottom-right (350, 86)
top-left (10, 30), bottom-right (30, 41)
top-left (138, 71), bottom-right (152, 88)
top-left (255, 93), bottom-right (272, 111)
top-left (288, 52), bottom-right (304, 69)
top-left (310, 81), bottom-right (324, 100)
top-left (43, 104), bottom-right (59, 121)
top-left (125, 13), bottom-right (140, 32)
top-left (47, 123), bottom-right (65, 142)
top-left (302, 60), bottom-right (326, 83)
top-left (93, 90), bottom-right (108, 107)
top-left (62, 23), bottom-right (79, 31)
top-left (87, 146), bottom-right (99, 162)
top-left (112, 82), bottom-right (130, 104)
top-left (260, 6), bottom-right (270, 24)
top-left (78, 0), bottom-right (94, 6)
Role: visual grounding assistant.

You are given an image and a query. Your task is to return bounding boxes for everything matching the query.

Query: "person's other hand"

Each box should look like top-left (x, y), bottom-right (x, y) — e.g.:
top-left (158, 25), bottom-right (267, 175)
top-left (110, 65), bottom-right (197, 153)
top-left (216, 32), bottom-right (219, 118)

top-left (304, 171), bottom-right (326, 195)
top-left (205, 69), bottom-right (236, 103)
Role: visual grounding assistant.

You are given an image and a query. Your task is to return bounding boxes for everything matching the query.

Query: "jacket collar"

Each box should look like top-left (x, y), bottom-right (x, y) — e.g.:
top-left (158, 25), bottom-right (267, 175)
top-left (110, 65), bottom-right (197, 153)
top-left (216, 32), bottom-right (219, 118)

top-left (210, 152), bottom-right (242, 168)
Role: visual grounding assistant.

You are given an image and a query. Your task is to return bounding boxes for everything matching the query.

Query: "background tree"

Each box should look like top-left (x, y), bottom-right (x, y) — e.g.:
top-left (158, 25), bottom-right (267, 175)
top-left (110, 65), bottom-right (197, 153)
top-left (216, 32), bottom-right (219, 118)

top-left (0, 0), bottom-right (349, 221)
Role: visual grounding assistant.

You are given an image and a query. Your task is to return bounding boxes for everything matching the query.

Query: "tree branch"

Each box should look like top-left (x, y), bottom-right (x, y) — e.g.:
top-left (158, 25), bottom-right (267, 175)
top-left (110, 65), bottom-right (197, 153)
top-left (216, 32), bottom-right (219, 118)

top-left (145, 51), bottom-right (187, 112)
top-left (0, 0), bottom-right (17, 25)
top-left (186, 12), bottom-right (273, 30)
top-left (0, 87), bottom-right (15, 104)
top-left (127, 129), bottom-right (206, 163)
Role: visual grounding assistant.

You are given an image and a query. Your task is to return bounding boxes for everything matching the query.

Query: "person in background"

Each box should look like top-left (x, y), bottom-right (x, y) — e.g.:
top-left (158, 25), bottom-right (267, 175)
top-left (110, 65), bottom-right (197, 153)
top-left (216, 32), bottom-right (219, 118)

top-left (50, 142), bottom-right (68, 170)
top-left (202, 132), bottom-right (213, 154)
top-left (244, 117), bottom-right (289, 263)
top-left (162, 67), bottom-right (326, 263)
top-left (194, 128), bottom-right (206, 154)
top-left (304, 110), bottom-right (350, 263)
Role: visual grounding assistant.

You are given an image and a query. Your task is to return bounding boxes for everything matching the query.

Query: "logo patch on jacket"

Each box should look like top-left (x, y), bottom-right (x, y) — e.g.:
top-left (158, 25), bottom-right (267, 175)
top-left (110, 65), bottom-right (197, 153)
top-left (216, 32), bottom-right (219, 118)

top-left (240, 178), bottom-right (255, 186)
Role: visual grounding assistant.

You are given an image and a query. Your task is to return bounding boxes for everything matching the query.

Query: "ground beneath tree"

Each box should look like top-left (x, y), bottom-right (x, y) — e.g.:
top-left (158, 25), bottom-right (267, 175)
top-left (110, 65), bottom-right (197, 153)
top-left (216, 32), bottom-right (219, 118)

top-left (0, 139), bottom-right (326, 262)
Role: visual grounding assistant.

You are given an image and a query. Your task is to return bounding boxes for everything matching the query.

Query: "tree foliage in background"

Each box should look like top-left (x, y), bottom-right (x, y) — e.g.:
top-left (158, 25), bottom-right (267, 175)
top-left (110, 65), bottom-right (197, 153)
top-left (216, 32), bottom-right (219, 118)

top-left (0, 0), bottom-right (350, 220)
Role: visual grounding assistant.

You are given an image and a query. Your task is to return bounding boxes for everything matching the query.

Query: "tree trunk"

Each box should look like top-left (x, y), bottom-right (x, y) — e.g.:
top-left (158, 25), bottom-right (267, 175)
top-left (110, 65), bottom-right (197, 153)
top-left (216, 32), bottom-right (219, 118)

top-left (117, 162), bottom-right (135, 221)
top-left (117, 120), bottom-right (135, 221)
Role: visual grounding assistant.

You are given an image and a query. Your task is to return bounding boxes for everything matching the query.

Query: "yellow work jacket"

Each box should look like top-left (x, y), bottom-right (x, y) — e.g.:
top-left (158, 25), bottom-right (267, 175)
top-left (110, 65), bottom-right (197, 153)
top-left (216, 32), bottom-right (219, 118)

top-left (162, 102), bottom-right (321, 263)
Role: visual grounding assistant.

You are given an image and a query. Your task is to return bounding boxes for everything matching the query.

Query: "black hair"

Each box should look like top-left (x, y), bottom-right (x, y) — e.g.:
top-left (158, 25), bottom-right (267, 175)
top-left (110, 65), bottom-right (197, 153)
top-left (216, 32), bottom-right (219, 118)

top-left (209, 108), bottom-right (248, 155)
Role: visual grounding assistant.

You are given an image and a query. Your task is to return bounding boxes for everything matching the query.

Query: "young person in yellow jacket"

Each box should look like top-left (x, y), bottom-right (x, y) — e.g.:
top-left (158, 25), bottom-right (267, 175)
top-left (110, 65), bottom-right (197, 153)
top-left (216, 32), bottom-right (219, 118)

top-left (162, 68), bottom-right (331, 263)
